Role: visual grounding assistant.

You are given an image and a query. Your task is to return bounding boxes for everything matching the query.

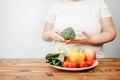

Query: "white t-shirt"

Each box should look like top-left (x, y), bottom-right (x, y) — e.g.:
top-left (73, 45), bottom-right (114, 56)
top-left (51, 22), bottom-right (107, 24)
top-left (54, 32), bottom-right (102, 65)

top-left (45, 0), bottom-right (112, 58)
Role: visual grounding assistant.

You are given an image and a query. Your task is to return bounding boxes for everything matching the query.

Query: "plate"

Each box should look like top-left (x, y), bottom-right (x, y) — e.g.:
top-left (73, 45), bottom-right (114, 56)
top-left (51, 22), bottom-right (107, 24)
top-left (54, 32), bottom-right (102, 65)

top-left (50, 60), bottom-right (98, 71)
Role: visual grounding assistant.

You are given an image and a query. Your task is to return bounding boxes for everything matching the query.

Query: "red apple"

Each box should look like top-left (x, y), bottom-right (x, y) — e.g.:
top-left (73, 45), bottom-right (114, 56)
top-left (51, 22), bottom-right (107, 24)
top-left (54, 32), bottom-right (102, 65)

top-left (84, 49), bottom-right (96, 61)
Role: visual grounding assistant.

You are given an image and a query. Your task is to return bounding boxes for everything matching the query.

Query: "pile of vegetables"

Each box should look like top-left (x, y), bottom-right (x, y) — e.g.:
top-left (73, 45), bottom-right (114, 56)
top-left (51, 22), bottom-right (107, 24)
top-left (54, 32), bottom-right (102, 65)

top-left (45, 47), bottom-right (66, 66)
top-left (45, 47), bottom-right (96, 68)
top-left (45, 53), bottom-right (65, 66)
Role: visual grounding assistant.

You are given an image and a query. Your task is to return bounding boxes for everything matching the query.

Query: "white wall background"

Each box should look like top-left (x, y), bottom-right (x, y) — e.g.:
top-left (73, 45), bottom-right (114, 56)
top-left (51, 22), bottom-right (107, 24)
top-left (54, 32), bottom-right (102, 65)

top-left (103, 0), bottom-right (120, 58)
top-left (0, 0), bottom-right (120, 58)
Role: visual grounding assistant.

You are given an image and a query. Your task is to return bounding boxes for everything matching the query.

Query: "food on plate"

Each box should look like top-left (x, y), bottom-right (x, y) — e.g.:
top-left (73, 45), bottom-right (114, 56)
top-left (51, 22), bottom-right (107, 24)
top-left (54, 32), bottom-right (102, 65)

top-left (62, 59), bottom-right (78, 68)
top-left (61, 27), bottom-right (76, 40)
top-left (54, 47), bottom-right (67, 55)
top-left (86, 60), bottom-right (94, 67)
top-left (84, 49), bottom-right (96, 61)
top-left (45, 53), bottom-right (65, 66)
top-left (67, 48), bottom-right (78, 62)
top-left (77, 49), bottom-right (86, 62)
top-left (67, 48), bottom-right (85, 62)
top-left (45, 47), bottom-right (97, 68)
top-left (62, 59), bottom-right (69, 68)
top-left (79, 61), bottom-right (88, 68)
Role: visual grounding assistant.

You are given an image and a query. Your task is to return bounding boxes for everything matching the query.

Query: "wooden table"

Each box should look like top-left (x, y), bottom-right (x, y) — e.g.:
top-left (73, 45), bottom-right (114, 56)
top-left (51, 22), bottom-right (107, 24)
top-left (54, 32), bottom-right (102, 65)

top-left (0, 58), bottom-right (119, 80)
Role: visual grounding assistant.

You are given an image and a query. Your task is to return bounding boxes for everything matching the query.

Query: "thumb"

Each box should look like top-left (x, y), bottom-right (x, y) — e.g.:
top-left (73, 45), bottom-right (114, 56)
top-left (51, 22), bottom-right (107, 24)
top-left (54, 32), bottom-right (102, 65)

top-left (53, 28), bottom-right (61, 34)
top-left (82, 31), bottom-right (89, 37)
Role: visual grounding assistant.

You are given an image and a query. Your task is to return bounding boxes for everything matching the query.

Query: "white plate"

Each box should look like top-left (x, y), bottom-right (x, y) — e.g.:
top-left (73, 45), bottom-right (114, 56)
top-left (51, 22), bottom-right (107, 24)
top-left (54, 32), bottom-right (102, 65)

top-left (50, 60), bottom-right (98, 71)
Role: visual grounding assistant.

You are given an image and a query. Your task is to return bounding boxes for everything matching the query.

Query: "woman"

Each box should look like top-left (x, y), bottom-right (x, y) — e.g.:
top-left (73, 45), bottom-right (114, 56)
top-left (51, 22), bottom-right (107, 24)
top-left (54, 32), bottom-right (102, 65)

top-left (42, 0), bottom-right (116, 58)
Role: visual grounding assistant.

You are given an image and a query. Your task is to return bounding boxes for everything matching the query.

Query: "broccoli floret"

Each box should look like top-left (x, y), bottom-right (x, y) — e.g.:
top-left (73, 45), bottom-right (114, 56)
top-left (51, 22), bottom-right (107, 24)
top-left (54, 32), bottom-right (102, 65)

top-left (61, 27), bottom-right (76, 40)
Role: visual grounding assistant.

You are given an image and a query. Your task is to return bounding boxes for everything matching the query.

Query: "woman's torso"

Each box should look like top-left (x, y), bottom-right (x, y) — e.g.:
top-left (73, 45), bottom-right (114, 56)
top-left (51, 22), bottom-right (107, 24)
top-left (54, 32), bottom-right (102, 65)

top-left (52, 0), bottom-right (105, 58)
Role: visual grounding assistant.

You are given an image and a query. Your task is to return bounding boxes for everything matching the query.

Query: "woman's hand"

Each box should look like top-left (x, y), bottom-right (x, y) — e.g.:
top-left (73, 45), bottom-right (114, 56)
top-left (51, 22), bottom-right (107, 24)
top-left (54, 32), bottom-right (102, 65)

top-left (42, 18), bottom-right (116, 44)
top-left (65, 32), bottom-right (90, 44)
top-left (47, 28), bottom-right (65, 42)
top-left (42, 22), bottom-right (65, 42)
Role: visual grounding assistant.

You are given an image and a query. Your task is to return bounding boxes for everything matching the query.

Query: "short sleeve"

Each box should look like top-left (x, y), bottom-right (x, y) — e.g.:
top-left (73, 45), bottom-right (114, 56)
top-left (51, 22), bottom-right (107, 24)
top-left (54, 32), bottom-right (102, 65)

top-left (45, 2), bottom-right (56, 23)
top-left (99, 0), bottom-right (112, 18)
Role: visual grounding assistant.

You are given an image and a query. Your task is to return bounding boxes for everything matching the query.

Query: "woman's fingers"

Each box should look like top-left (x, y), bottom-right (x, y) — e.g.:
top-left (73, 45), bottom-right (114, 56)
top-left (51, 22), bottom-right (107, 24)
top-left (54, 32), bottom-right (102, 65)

top-left (55, 35), bottom-right (65, 41)
top-left (53, 28), bottom-right (61, 34)
top-left (66, 32), bottom-right (90, 44)
top-left (74, 31), bottom-right (89, 40)
top-left (48, 28), bottom-right (65, 41)
top-left (82, 31), bottom-right (89, 38)
top-left (51, 33), bottom-right (65, 41)
top-left (65, 40), bottom-right (81, 44)
top-left (74, 36), bottom-right (87, 40)
top-left (49, 29), bottom-right (90, 43)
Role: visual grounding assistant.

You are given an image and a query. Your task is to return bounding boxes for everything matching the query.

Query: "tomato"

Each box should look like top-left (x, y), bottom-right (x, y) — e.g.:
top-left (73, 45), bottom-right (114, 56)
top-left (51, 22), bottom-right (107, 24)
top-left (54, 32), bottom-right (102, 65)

top-left (62, 59), bottom-right (78, 68)
top-left (79, 61), bottom-right (88, 68)
top-left (62, 59), bottom-right (69, 68)
top-left (62, 61), bottom-right (68, 68)
top-left (86, 60), bottom-right (94, 67)
top-left (68, 61), bottom-right (78, 68)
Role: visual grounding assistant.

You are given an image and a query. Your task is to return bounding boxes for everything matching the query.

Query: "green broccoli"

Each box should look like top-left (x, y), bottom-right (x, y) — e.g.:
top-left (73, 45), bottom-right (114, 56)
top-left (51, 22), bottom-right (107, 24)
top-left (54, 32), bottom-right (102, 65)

top-left (61, 27), bottom-right (76, 40)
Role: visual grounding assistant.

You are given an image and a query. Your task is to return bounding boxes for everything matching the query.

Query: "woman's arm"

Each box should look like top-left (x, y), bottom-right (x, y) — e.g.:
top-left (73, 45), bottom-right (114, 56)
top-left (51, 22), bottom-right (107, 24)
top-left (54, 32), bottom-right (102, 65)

top-left (41, 22), bottom-right (65, 42)
top-left (66, 17), bottom-right (117, 46)
top-left (88, 17), bottom-right (117, 45)
top-left (42, 22), bottom-right (54, 41)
